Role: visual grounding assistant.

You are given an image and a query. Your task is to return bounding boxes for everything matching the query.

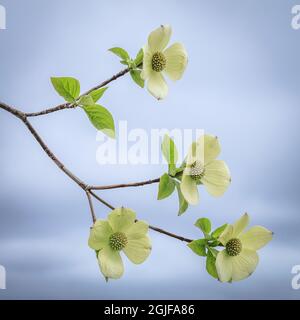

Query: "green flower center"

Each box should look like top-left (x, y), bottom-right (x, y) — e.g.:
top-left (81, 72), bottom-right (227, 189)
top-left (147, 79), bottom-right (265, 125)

top-left (190, 161), bottom-right (205, 181)
top-left (226, 238), bottom-right (242, 256)
top-left (152, 52), bottom-right (166, 72)
top-left (109, 232), bottom-right (128, 251)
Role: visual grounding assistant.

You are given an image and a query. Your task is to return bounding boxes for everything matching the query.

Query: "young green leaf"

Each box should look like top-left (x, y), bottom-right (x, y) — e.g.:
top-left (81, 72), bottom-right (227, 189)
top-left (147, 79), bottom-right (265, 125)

top-left (157, 173), bottom-right (175, 200)
top-left (168, 164), bottom-right (177, 177)
top-left (130, 70), bottom-right (144, 88)
top-left (89, 87), bottom-right (108, 103)
top-left (51, 77), bottom-right (80, 102)
top-left (78, 95), bottom-right (94, 106)
top-left (211, 224), bottom-right (228, 239)
top-left (187, 239), bottom-right (207, 256)
top-left (134, 48), bottom-right (144, 66)
top-left (195, 218), bottom-right (211, 235)
top-left (208, 247), bottom-right (219, 259)
top-left (109, 47), bottom-right (130, 62)
top-left (206, 248), bottom-right (219, 279)
top-left (175, 181), bottom-right (188, 215)
top-left (83, 104), bottom-right (115, 139)
top-left (161, 134), bottom-right (178, 167)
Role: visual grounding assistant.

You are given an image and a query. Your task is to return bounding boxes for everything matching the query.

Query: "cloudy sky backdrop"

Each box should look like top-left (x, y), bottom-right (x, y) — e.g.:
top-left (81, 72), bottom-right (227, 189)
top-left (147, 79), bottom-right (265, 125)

top-left (0, 0), bottom-right (300, 299)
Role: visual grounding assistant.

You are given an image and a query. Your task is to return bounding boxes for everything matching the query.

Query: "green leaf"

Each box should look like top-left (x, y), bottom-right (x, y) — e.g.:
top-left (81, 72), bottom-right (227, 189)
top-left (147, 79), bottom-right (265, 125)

top-left (130, 70), bottom-right (144, 88)
top-left (206, 248), bottom-right (219, 279)
top-left (211, 224), bottom-right (228, 239)
top-left (51, 77), bottom-right (80, 102)
top-left (175, 181), bottom-right (188, 215)
top-left (78, 95), bottom-right (94, 106)
top-left (134, 48), bottom-right (144, 66)
top-left (83, 104), bottom-right (115, 139)
top-left (195, 218), bottom-right (211, 235)
top-left (208, 247), bottom-right (219, 259)
top-left (207, 240), bottom-right (220, 247)
top-left (187, 239), bottom-right (207, 256)
top-left (161, 135), bottom-right (178, 170)
top-left (168, 164), bottom-right (177, 177)
top-left (109, 47), bottom-right (130, 62)
top-left (157, 173), bottom-right (175, 200)
top-left (90, 87), bottom-right (108, 103)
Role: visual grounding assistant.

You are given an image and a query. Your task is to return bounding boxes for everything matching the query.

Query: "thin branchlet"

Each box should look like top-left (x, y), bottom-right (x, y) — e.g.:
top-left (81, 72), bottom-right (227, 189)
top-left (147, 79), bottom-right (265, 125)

top-left (25, 67), bottom-right (131, 117)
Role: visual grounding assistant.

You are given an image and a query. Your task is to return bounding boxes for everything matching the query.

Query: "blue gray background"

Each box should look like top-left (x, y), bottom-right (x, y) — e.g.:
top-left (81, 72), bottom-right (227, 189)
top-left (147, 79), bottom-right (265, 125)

top-left (0, 0), bottom-right (300, 299)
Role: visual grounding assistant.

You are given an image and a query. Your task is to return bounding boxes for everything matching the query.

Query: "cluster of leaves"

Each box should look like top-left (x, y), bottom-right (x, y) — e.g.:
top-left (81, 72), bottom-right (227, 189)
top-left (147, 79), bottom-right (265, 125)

top-left (187, 218), bottom-right (227, 279)
top-left (50, 48), bottom-right (143, 139)
top-left (157, 135), bottom-right (188, 215)
top-left (109, 47), bottom-right (144, 88)
top-left (51, 77), bottom-right (115, 138)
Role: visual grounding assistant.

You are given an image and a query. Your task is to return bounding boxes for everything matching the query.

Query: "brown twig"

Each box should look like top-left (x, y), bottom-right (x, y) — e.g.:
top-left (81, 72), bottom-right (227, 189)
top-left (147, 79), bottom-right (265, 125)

top-left (0, 100), bottom-right (192, 243)
top-left (25, 67), bottom-right (130, 117)
top-left (88, 178), bottom-right (160, 190)
top-left (86, 191), bottom-right (97, 223)
top-left (148, 225), bottom-right (192, 242)
top-left (88, 190), bottom-right (191, 242)
top-left (89, 190), bottom-right (115, 211)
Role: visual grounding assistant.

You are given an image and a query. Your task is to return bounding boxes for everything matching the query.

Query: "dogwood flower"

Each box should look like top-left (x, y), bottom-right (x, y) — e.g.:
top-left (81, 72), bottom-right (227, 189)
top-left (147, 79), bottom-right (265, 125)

top-left (141, 25), bottom-right (188, 100)
top-left (88, 207), bottom-right (151, 280)
top-left (216, 213), bottom-right (273, 282)
top-left (180, 134), bottom-right (231, 205)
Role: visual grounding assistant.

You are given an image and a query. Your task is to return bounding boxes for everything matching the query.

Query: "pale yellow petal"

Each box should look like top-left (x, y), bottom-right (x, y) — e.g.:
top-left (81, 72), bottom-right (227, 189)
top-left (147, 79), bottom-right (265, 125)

top-left (141, 44), bottom-right (153, 80)
top-left (186, 141), bottom-right (201, 166)
top-left (164, 42), bottom-right (188, 80)
top-left (215, 250), bottom-right (233, 282)
top-left (123, 236), bottom-right (152, 264)
top-left (180, 171), bottom-right (199, 205)
top-left (98, 246), bottom-right (124, 279)
top-left (232, 213), bottom-right (250, 238)
top-left (202, 160), bottom-right (231, 197)
top-left (147, 71), bottom-right (168, 100)
top-left (88, 220), bottom-right (113, 250)
top-left (240, 226), bottom-right (273, 250)
top-left (126, 220), bottom-right (149, 240)
top-left (148, 25), bottom-right (172, 52)
top-left (231, 249), bottom-right (259, 281)
top-left (108, 207), bottom-right (136, 233)
top-left (218, 225), bottom-right (234, 246)
top-left (197, 135), bottom-right (221, 165)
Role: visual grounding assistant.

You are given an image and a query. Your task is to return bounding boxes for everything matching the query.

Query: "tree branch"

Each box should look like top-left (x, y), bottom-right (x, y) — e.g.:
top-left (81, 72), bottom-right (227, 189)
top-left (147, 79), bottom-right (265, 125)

top-left (88, 178), bottom-right (160, 190)
top-left (89, 190), bottom-right (115, 211)
top-left (89, 190), bottom-right (192, 243)
top-left (0, 100), bottom-right (192, 243)
top-left (25, 67), bottom-right (130, 117)
top-left (86, 191), bottom-right (97, 224)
